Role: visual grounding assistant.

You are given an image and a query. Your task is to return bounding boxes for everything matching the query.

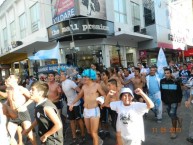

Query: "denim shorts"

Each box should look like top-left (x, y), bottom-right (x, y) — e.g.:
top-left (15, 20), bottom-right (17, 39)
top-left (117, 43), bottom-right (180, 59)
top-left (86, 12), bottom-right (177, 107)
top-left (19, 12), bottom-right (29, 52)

top-left (167, 103), bottom-right (178, 119)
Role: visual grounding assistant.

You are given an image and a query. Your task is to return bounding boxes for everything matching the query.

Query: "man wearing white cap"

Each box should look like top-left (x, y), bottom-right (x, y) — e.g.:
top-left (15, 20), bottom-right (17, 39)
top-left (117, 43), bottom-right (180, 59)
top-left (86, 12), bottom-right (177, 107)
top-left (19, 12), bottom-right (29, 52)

top-left (105, 87), bottom-right (154, 145)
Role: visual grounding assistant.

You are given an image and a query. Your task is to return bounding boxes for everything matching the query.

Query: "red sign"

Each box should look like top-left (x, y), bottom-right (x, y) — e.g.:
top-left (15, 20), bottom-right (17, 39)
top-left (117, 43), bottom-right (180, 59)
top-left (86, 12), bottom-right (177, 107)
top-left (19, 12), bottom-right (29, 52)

top-left (139, 50), bottom-right (147, 58)
top-left (184, 48), bottom-right (193, 57)
top-left (57, 0), bottom-right (75, 15)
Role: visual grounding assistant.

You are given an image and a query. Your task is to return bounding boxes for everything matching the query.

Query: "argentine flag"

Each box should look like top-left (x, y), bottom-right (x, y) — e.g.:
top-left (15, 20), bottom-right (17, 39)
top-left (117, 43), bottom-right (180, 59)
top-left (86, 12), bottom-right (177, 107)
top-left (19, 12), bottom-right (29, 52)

top-left (28, 42), bottom-right (61, 63)
top-left (157, 48), bottom-right (168, 78)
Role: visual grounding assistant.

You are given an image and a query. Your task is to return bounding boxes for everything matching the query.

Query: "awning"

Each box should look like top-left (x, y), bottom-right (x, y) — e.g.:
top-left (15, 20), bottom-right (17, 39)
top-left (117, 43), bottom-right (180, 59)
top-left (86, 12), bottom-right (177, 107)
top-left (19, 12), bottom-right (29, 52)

top-left (0, 53), bottom-right (27, 64)
top-left (0, 38), bottom-right (57, 64)
top-left (108, 31), bottom-right (153, 42)
top-left (184, 48), bottom-right (193, 57)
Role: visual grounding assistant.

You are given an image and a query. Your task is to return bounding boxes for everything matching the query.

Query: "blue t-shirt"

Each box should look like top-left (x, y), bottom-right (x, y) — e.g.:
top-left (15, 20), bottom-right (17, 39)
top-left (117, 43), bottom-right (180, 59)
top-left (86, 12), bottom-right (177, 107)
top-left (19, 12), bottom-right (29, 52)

top-left (149, 75), bottom-right (160, 95)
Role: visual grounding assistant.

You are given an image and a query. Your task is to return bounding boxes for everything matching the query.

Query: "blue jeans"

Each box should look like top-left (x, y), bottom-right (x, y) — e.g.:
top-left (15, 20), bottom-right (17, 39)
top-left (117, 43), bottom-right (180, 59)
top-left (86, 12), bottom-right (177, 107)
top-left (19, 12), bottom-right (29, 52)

top-left (166, 103), bottom-right (178, 119)
top-left (183, 89), bottom-right (190, 101)
top-left (149, 91), bottom-right (162, 120)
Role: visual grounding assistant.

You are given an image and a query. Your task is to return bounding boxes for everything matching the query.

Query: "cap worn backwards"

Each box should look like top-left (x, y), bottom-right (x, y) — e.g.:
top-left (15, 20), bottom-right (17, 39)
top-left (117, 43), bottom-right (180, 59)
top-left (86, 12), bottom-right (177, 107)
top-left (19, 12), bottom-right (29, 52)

top-left (82, 69), bottom-right (96, 80)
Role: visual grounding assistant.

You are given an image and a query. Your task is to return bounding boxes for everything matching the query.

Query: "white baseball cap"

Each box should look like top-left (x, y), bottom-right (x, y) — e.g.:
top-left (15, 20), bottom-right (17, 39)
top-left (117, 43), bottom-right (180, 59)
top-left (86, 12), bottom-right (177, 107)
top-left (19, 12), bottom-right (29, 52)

top-left (120, 88), bottom-right (134, 98)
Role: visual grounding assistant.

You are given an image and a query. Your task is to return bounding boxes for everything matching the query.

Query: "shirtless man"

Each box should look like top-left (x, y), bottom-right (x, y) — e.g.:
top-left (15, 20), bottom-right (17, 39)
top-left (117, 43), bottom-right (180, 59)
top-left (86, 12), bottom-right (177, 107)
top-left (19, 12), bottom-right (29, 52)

top-left (6, 74), bottom-right (36, 145)
top-left (70, 69), bottom-right (106, 145)
top-left (47, 72), bottom-right (63, 113)
top-left (124, 67), bottom-right (146, 102)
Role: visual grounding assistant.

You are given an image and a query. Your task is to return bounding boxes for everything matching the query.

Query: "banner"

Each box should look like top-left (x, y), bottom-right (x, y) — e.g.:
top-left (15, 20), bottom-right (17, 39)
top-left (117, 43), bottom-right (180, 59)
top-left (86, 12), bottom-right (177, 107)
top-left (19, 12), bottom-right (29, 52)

top-left (51, 0), bottom-right (75, 24)
top-left (28, 42), bottom-right (61, 63)
top-left (157, 48), bottom-right (168, 78)
top-left (79, 0), bottom-right (106, 19)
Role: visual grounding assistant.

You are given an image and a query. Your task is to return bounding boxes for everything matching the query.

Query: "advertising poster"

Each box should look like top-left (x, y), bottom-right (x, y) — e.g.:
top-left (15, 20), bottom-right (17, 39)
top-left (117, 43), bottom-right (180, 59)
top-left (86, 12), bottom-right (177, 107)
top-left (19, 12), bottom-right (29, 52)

top-left (79, 0), bottom-right (106, 19)
top-left (51, 0), bottom-right (75, 24)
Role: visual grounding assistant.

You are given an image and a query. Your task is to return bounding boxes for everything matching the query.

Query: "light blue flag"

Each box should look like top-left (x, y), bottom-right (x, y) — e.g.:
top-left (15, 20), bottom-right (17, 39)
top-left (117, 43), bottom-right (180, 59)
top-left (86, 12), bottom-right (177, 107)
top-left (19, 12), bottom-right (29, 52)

top-left (28, 42), bottom-right (60, 61)
top-left (157, 48), bottom-right (168, 78)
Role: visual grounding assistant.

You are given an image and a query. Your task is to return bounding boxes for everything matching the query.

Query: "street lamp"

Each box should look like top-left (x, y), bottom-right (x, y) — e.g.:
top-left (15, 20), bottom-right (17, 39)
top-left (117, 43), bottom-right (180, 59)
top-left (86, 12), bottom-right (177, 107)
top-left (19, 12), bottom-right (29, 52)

top-left (116, 42), bottom-right (122, 67)
top-left (69, 18), bottom-right (76, 66)
top-left (33, 48), bottom-right (38, 79)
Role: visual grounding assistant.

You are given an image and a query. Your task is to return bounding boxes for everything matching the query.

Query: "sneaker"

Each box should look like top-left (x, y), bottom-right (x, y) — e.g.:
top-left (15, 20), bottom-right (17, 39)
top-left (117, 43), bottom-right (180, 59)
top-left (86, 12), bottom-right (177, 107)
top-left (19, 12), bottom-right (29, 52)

top-left (187, 137), bottom-right (193, 143)
top-left (70, 138), bottom-right (79, 145)
top-left (76, 129), bottom-right (80, 134)
top-left (79, 137), bottom-right (86, 144)
top-left (99, 137), bottom-right (103, 145)
top-left (157, 119), bottom-right (162, 123)
top-left (170, 133), bottom-right (177, 139)
top-left (98, 130), bottom-right (106, 139)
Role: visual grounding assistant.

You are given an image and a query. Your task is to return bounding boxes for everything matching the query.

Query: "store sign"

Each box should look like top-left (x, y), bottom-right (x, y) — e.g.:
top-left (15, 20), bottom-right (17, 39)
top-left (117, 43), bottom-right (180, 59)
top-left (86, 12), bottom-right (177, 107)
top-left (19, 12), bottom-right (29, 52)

top-left (47, 18), bottom-right (114, 41)
top-left (139, 50), bottom-right (147, 59)
top-left (38, 64), bottom-right (75, 74)
top-left (168, 33), bottom-right (185, 44)
top-left (51, 0), bottom-right (107, 24)
top-left (51, 0), bottom-right (75, 24)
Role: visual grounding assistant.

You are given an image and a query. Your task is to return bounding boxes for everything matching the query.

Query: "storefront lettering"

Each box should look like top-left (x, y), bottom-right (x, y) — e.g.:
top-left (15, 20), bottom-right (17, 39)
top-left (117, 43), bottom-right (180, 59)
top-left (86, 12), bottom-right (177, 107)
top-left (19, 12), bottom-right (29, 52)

top-left (61, 24), bottom-right (79, 33)
top-left (53, 8), bottom-right (75, 24)
top-left (82, 24), bottom-right (109, 31)
top-left (48, 18), bottom-right (114, 41)
top-left (38, 67), bottom-right (48, 72)
top-left (168, 33), bottom-right (185, 43)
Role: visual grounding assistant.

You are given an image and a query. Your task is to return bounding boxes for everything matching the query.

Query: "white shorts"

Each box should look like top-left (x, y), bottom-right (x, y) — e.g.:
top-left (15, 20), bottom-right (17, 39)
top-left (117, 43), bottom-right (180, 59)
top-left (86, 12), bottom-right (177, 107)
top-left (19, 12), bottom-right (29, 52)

top-left (83, 107), bottom-right (100, 118)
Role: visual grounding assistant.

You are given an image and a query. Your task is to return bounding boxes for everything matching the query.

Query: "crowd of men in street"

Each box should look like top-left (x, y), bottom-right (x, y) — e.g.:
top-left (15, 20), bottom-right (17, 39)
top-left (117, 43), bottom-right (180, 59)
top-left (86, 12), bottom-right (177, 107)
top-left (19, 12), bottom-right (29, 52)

top-left (1, 60), bottom-right (193, 145)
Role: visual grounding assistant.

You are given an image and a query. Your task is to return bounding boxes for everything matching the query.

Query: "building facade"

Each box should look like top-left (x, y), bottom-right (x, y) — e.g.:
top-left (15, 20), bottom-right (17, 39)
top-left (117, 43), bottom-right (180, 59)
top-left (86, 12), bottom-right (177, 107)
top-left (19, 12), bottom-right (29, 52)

top-left (0, 0), bottom-right (192, 79)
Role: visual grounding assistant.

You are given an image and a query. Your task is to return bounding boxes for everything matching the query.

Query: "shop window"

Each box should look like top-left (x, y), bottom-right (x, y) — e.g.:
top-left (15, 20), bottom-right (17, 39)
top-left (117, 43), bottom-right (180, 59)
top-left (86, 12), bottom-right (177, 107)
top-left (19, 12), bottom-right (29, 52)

top-left (143, 0), bottom-right (155, 26)
top-left (114, 0), bottom-right (127, 23)
top-left (30, 2), bottom-right (40, 32)
top-left (19, 13), bottom-right (27, 39)
top-left (126, 53), bottom-right (134, 66)
top-left (131, 1), bottom-right (140, 26)
top-left (3, 27), bottom-right (8, 51)
top-left (10, 21), bottom-right (16, 42)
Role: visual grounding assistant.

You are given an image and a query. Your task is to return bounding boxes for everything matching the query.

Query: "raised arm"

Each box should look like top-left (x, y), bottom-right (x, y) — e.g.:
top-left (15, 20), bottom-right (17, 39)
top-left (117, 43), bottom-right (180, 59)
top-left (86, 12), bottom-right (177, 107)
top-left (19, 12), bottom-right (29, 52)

top-left (135, 88), bottom-right (154, 109)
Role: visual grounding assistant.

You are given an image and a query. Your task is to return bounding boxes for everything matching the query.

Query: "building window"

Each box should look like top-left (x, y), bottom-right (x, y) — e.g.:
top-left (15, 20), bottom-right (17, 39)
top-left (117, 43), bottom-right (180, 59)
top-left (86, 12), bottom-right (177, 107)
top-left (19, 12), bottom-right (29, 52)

top-left (114, 0), bottom-right (127, 23)
top-left (143, 0), bottom-right (155, 26)
top-left (10, 21), bottom-right (16, 42)
top-left (30, 2), bottom-right (40, 32)
top-left (3, 28), bottom-right (8, 51)
top-left (19, 13), bottom-right (27, 39)
top-left (131, 1), bottom-right (140, 26)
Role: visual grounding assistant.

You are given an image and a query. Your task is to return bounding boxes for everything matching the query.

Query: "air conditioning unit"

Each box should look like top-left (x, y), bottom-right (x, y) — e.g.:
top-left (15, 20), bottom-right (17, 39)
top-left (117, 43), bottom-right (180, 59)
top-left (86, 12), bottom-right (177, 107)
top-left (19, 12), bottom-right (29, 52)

top-left (32, 22), bottom-right (39, 32)
top-left (134, 25), bottom-right (140, 32)
top-left (11, 41), bottom-right (23, 48)
top-left (16, 41), bottom-right (23, 46)
top-left (141, 28), bottom-right (147, 34)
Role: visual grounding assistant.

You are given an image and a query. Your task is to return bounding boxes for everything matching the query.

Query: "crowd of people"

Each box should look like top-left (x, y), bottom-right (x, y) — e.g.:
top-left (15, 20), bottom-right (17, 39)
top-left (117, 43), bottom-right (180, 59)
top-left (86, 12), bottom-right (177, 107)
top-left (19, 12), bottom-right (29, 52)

top-left (1, 60), bottom-right (193, 145)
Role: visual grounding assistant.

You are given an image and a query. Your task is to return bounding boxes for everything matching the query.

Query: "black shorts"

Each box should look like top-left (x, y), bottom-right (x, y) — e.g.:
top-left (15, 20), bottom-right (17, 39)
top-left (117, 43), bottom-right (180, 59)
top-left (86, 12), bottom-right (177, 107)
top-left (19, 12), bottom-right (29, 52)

top-left (109, 109), bottom-right (117, 131)
top-left (100, 107), bottom-right (109, 124)
top-left (53, 100), bottom-right (63, 110)
top-left (67, 105), bottom-right (82, 120)
top-left (10, 110), bottom-right (31, 126)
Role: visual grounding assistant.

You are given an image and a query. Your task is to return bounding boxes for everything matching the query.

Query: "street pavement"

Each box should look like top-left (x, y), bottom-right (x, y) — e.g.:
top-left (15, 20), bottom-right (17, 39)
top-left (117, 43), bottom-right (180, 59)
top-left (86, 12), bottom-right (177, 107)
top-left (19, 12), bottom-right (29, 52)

top-left (2, 97), bottom-right (192, 145)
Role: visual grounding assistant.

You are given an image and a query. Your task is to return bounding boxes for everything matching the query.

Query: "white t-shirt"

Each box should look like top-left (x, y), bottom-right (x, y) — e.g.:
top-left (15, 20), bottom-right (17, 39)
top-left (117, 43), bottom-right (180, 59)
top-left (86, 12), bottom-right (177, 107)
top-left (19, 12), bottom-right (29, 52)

top-left (62, 79), bottom-right (80, 106)
top-left (124, 75), bottom-right (134, 92)
top-left (0, 104), bottom-right (9, 145)
top-left (110, 101), bottom-right (148, 141)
